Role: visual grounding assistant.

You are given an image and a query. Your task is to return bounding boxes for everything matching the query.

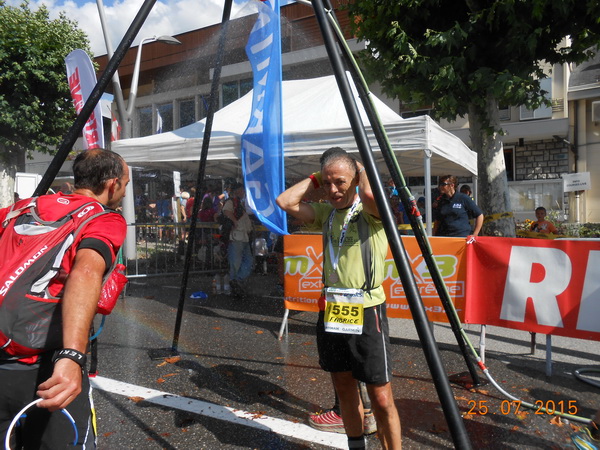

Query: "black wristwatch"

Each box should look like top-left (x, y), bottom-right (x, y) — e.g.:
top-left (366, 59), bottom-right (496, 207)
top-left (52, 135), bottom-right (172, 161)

top-left (52, 348), bottom-right (87, 368)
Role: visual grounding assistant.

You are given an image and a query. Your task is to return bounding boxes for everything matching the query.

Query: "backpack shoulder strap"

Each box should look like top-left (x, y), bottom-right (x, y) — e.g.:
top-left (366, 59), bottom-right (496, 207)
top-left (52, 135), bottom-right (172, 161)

top-left (357, 212), bottom-right (374, 293)
top-left (2, 198), bottom-right (37, 228)
top-left (321, 207), bottom-right (375, 292)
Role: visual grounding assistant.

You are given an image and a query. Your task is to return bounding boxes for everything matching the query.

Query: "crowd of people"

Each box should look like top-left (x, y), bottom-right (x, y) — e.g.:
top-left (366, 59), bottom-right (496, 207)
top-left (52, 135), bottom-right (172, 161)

top-left (142, 180), bottom-right (274, 299)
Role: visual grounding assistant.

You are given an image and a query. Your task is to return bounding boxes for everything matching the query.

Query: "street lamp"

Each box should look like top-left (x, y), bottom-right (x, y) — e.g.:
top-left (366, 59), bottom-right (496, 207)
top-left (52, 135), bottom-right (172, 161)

top-left (126, 35), bottom-right (182, 136)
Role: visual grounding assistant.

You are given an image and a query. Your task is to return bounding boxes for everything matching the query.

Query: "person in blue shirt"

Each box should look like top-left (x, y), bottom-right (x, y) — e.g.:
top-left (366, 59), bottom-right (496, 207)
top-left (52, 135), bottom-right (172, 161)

top-left (390, 195), bottom-right (411, 235)
top-left (433, 175), bottom-right (483, 237)
top-left (156, 192), bottom-right (173, 242)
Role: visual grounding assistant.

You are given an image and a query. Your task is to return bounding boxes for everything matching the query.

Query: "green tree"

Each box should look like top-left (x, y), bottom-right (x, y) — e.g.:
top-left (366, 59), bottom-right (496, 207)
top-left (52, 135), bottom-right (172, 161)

top-left (0, 1), bottom-right (90, 206)
top-left (345, 0), bottom-right (600, 236)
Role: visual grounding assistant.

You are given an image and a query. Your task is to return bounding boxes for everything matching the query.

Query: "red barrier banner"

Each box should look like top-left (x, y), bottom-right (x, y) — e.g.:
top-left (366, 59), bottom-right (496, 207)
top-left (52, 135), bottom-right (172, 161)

top-left (465, 236), bottom-right (600, 341)
top-left (283, 234), bottom-right (467, 322)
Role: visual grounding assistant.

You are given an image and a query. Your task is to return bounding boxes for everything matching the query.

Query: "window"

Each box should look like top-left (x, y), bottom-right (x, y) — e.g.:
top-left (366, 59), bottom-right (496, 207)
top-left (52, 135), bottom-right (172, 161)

top-left (520, 77), bottom-right (552, 120)
top-left (509, 179), bottom-right (563, 222)
top-left (179, 99), bottom-right (195, 128)
top-left (499, 104), bottom-right (510, 121)
top-left (240, 78), bottom-right (253, 97)
top-left (156, 103), bottom-right (173, 133)
top-left (222, 82), bottom-right (239, 107)
top-left (504, 146), bottom-right (515, 182)
top-left (138, 106), bottom-right (152, 137)
top-left (222, 78), bottom-right (254, 107)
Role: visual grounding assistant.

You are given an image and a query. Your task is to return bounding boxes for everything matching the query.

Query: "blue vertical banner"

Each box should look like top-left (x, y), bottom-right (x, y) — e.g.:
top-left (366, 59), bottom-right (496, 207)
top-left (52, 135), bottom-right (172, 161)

top-left (241, 0), bottom-right (287, 235)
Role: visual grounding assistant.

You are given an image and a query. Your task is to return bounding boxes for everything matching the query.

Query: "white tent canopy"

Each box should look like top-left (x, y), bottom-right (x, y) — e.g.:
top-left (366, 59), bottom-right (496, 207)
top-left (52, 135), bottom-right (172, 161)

top-left (112, 75), bottom-right (477, 181)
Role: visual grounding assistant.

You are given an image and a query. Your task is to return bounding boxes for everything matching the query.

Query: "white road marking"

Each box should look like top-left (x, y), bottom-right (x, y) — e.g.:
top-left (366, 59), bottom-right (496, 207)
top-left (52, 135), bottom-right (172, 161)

top-left (91, 376), bottom-right (347, 448)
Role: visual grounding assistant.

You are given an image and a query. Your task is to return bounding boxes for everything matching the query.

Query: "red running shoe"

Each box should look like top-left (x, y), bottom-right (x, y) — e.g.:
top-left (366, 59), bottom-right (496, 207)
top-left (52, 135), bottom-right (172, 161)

top-left (308, 408), bottom-right (378, 435)
top-left (308, 409), bottom-right (345, 434)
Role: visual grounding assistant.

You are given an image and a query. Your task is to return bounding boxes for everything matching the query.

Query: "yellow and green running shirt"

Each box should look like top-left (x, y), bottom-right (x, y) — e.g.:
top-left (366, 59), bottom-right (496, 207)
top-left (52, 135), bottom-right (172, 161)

top-left (311, 201), bottom-right (387, 308)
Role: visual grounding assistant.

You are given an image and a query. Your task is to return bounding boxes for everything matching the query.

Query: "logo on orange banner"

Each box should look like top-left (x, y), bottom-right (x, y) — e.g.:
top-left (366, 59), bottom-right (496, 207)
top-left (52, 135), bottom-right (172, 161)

top-left (465, 236), bottom-right (600, 341)
top-left (283, 234), bottom-right (467, 322)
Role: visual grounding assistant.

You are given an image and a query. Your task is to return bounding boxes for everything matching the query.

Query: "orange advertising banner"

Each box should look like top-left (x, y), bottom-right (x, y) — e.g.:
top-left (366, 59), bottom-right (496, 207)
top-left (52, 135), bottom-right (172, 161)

top-left (283, 234), bottom-right (467, 322)
top-left (465, 236), bottom-right (600, 341)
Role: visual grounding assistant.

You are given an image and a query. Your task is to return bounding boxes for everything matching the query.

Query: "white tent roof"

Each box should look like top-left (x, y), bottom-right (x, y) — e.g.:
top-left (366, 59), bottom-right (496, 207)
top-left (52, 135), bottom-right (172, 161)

top-left (112, 75), bottom-right (477, 179)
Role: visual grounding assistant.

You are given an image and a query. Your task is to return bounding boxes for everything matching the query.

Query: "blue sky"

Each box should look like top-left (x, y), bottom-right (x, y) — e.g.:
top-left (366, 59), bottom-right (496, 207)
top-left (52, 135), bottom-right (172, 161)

top-left (6, 0), bottom-right (296, 56)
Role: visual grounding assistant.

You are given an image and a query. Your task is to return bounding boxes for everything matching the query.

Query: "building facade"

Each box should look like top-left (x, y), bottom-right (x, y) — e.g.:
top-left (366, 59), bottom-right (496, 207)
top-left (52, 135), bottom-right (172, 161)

top-left (94, 1), bottom-right (599, 225)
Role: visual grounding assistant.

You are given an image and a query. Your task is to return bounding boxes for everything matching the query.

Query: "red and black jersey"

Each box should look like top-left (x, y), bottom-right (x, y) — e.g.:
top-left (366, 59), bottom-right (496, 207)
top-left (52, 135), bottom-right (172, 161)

top-left (0, 193), bottom-right (126, 362)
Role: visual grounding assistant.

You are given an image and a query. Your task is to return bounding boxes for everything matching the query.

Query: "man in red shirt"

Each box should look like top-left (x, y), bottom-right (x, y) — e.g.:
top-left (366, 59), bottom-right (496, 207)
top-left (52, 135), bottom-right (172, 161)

top-left (0, 149), bottom-right (129, 449)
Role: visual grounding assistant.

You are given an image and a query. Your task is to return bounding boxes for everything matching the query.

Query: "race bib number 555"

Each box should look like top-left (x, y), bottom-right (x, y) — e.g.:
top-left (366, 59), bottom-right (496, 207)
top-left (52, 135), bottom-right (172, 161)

top-left (324, 287), bottom-right (364, 335)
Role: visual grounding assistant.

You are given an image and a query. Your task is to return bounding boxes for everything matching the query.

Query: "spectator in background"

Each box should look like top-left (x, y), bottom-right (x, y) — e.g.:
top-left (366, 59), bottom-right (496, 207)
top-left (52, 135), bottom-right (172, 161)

top-left (218, 177), bottom-right (236, 204)
top-left (194, 196), bottom-right (218, 269)
top-left (530, 206), bottom-right (558, 234)
top-left (389, 195), bottom-right (409, 234)
top-left (185, 187), bottom-right (197, 221)
top-left (198, 196), bottom-right (218, 223)
top-left (201, 185), bottom-right (216, 208)
top-left (460, 184), bottom-right (473, 199)
top-left (179, 191), bottom-right (189, 222)
top-left (417, 197), bottom-right (426, 221)
top-left (156, 192), bottom-right (173, 241)
top-left (434, 175), bottom-right (483, 237)
top-left (223, 182), bottom-right (253, 298)
top-left (175, 191), bottom-right (189, 241)
top-left (134, 186), bottom-right (149, 224)
top-left (386, 178), bottom-right (398, 198)
top-left (178, 187), bottom-right (189, 214)
top-left (59, 181), bottom-right (74, 194)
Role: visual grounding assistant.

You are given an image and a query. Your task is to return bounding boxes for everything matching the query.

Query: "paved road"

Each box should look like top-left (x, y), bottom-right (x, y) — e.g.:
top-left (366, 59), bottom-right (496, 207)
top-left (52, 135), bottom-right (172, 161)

top-left (90, 272), bottom-right (600, 449)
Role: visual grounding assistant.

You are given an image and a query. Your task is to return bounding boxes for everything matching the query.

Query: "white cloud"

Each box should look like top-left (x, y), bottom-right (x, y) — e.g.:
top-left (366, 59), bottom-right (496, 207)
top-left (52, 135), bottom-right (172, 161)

top-left (5, 0), bottom-right (264, 56)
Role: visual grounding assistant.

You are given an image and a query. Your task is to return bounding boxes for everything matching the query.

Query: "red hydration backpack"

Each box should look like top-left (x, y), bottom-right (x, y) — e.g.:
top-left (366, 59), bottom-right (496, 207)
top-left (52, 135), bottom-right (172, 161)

top-left (0, 197), bottom-right (124, 364)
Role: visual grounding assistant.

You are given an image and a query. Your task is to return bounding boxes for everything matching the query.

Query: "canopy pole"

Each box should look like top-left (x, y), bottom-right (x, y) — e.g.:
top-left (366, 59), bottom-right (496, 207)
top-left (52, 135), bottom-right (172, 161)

top-left (33, 0), bottom-right (158, 197)
top-left (312, 1), bottom-right (472, 448)
top-left (171, 0), bottom-right (233, 353)
top-left (424, 151), bottom-right (433, 235)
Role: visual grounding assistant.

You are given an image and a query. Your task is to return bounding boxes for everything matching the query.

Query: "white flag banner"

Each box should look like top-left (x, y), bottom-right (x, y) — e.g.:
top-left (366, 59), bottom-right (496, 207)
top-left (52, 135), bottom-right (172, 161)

top-left (65, 49), bottom-right (104, 149)
top-left (111, 111), bottom-right (121, 142)
top-left (156, 110), bottom-right (163, 134)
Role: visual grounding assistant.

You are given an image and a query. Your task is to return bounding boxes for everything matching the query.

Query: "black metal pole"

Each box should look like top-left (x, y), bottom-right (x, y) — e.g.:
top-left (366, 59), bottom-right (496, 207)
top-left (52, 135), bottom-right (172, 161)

top-left (311, 1), bottom-right (471, 448)
top-left (33, 0), bottom-right (158, 197)
top-left (171, 0), bottom-right (233, 353)
top-left (323, 2), bottom-right (480, 386)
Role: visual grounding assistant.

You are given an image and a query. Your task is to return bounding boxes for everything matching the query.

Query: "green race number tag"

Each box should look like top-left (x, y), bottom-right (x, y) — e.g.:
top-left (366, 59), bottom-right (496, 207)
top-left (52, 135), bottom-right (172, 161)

top-left (324, 287), bottom-right (364, 335)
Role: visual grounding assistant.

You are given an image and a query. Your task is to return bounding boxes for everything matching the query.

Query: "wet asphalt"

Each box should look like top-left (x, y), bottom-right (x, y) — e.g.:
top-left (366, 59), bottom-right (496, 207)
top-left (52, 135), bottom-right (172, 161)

top-left (90, 272), bottom-right (600, 449)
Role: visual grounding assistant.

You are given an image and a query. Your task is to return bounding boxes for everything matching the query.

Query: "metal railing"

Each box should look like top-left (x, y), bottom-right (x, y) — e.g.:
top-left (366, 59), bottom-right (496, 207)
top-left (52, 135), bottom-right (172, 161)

top-left (125, 222), bottom-right (228, 278)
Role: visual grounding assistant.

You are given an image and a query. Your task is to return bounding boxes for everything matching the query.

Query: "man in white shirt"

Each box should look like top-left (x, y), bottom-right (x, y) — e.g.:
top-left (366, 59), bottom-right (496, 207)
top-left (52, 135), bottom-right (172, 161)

top-left (222, 182), bottom-right (254, 297)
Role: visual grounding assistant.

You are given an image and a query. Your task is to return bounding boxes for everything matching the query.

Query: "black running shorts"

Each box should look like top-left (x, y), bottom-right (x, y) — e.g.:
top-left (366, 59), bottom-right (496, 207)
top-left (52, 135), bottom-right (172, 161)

top-left (317, 302), bottom-right (392, 385)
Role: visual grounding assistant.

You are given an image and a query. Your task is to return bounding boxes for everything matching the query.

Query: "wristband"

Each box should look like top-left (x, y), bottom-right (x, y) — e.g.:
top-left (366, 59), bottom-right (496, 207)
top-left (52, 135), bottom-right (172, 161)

top-left (52, 348), bottom-right (87, 368)
top-left (309, 171), bottom-right (322, 189)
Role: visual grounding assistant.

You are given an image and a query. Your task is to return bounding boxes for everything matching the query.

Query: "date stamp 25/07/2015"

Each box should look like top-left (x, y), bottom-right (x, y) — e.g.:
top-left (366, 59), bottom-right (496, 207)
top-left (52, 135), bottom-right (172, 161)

top-left (466, 400), bottom-right (579, 416)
